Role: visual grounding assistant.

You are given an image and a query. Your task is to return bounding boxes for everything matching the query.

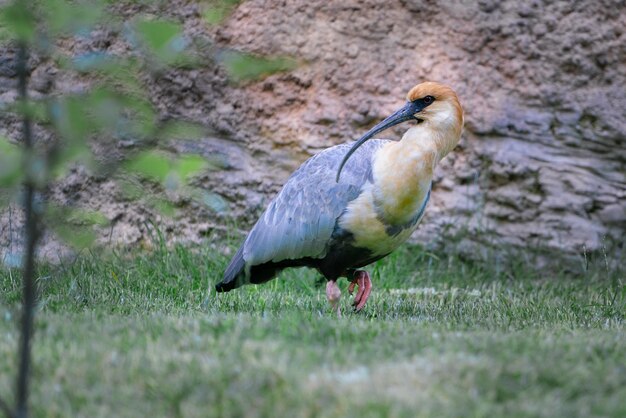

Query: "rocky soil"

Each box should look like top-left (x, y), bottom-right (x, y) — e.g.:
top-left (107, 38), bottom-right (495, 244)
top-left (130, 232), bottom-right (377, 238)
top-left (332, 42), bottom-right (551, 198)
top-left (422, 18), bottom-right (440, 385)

top-left (1, 0), bottom-right (625, 263)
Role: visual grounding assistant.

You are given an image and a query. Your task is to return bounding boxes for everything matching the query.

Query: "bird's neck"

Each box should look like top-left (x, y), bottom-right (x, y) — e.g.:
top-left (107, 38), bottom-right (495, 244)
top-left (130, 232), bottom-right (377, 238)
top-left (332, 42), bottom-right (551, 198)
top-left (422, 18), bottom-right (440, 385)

top-left (371, 124), bottom-right (457, 224)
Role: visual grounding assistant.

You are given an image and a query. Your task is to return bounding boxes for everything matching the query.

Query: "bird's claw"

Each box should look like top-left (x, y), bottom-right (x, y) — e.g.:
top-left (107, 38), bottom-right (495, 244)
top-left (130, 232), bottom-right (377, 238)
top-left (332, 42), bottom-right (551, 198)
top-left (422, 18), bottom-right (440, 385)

top-left (348, 280), bottom-right (356, 295)
top-left (349, 271), bottom-right (372, 312)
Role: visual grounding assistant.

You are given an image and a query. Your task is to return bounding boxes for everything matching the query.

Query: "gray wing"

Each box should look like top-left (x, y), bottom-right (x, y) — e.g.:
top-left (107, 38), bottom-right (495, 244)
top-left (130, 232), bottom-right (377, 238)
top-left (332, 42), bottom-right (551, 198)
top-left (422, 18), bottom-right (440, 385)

top-left (243, 139), bottom-right (389, 267)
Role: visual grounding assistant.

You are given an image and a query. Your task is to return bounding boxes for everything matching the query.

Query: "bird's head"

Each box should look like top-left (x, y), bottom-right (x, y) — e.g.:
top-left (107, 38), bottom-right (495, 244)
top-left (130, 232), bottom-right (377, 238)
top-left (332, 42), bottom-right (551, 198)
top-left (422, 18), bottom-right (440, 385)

top-left (336, 81), bottom-right (464, 181)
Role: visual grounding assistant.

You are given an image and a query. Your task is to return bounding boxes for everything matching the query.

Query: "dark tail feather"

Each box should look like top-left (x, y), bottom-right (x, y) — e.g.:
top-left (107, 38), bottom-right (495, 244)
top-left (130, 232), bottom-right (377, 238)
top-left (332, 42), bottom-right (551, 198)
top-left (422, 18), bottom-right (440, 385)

top-left (215, 245), bottom-right (246, 292)
top-left (217, 247), bottom-right (314, 292)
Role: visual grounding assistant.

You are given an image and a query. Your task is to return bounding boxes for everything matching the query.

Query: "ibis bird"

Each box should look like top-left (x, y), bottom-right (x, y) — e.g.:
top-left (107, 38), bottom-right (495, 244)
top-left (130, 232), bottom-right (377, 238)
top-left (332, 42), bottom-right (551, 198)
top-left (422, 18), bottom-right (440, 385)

top-left (216, 82), bottom-right (464, 313)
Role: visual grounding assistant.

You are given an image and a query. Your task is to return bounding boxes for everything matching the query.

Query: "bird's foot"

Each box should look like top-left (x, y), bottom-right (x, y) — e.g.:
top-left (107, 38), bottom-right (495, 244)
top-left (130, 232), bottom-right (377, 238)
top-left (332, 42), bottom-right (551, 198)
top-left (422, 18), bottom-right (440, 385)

top-left (348, 270), bottom-right (372, 312)
top-left (326, 280), bottom-right (342, 317)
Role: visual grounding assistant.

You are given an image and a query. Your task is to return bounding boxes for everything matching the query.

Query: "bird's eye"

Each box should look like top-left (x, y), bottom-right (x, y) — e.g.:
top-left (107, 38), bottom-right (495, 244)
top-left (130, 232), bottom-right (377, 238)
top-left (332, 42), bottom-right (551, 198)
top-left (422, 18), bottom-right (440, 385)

top-left (423, 95), bottom-right (435, 104)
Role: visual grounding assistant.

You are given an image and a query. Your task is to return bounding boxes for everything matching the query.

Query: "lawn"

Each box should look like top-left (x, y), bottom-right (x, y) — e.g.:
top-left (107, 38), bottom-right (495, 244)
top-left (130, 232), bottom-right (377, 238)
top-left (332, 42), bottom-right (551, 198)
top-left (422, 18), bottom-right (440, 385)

top-left (0, 242), bottom-right (624, 418)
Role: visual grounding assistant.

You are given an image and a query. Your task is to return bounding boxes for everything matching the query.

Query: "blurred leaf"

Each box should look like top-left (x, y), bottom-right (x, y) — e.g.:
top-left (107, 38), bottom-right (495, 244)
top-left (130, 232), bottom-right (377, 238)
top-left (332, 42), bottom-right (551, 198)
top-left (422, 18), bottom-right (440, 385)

top-left (102, 63), bottom-right (145, 96)
top-left (43, 0), bottom-right (104, 37)
top-left (0, 26), bottom-right (10, 44)
top-left (0, 1), bottom-right (36, 42)
top-left (85, 87), bottom-right (124, 132)
top-left (23, 153), bottom-right (49, 187)
top-left (203, 0), bottom-right (241, 25)
top-left (49, 87), bottom-right (156, 146)
top-left (175, 154), bottom-right (207, 180)
top-left (159, 120), bottom-right (205, 141)
top-left (50, 142), bottom-right (92, 180)
top-left (51, 96), bottom-right (91, 143)
top-left (27, 99), bottom-right (49, 122)
top-left (197, 190), bottom-right (228, 213)
top-left (122, 96), bottom-right (156, 138)
top-left (0, 136), bottom-right (22, 186)
top-left (136, 19), bottom-right (180, 51)
top-left (66, 208), bottom-right (109, 226)
top-left (205, 153), bottom-right (230, 170)
top-left (135, 19), bottom-right (187, 64)
top-left (10, 99), bottom-right (49, 123)
top-left (118, 177), bottom-right (144, 201)
top-left (53, 224), bottom-right (96, 249)
top-left (220, 50), bottom-right (297, 82)
top-left (72, 52), bottom-right (116, 73)
top-left (203, 9), bottom-right (227, 26)
top-left (149, 197), bottom-right (176, 216)
top-left (163, 171), bottom-right (181, 191)
top-left (125, 151), bottom-right (171, 182)
top-left (62, 54), bottom-right (145, 97)
top-left (124, 152), bottom-right (208, 190)
top-left (46, 204), bottom-right (99, 248)
top-left (0, 192), bottom-right (11, 210)
top-left (47, 206), bottom-right (112, 249)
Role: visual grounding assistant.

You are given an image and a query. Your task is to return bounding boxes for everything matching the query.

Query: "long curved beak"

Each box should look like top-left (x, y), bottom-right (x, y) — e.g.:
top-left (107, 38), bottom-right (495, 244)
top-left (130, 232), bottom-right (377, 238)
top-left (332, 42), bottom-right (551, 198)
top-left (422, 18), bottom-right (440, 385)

top-left (336, 100), bottom-right (427, 182)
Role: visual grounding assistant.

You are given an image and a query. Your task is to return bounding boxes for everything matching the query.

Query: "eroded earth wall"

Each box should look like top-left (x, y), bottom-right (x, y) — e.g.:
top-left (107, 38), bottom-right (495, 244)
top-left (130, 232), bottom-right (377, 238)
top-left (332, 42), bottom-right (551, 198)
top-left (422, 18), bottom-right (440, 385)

top-left (1, 0), bottom-right (625, 262)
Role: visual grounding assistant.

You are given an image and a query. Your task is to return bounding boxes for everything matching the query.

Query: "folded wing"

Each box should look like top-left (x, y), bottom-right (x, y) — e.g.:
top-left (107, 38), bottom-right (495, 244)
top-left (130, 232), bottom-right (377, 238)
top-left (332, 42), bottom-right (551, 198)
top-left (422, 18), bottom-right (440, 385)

top-left (244, 140), bottom-right (386, 265)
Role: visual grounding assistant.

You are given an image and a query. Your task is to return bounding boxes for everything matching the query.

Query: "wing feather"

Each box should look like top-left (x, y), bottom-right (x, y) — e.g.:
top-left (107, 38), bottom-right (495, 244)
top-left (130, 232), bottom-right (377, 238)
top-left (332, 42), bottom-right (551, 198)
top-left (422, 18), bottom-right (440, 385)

top-left (243, 139), bottom-right (388, 267)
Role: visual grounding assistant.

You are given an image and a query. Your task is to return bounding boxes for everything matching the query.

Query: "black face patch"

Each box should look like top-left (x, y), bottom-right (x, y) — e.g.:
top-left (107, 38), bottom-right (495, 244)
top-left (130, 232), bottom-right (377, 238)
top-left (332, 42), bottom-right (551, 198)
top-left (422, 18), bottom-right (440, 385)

top-left (412, 95), bottom-right (436, 108)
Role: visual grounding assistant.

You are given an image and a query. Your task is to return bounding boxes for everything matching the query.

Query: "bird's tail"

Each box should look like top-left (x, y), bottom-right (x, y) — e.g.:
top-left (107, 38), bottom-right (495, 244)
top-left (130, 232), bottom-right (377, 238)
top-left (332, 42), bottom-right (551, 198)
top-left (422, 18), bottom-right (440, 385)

top-left (215, 245), bottom-right (246, 292)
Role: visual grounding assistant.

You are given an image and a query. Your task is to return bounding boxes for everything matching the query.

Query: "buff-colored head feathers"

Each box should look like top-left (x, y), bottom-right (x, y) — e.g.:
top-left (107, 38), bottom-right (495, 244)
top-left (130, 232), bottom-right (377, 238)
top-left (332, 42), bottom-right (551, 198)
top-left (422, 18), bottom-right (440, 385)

top-left (406, 81), bottom-right (464, 142)
top-left (406, 81), bottom-right (457, 102)
top-left (407, 82), bottom-right (463, 122)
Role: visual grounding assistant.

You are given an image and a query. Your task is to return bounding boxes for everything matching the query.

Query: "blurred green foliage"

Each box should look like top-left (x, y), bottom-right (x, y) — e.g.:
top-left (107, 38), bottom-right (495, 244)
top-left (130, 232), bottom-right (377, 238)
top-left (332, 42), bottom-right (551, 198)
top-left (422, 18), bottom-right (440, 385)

top-left (64, 207), bottom-right (110, 227)
top-left (157, 120), bottom-right (206, 141)
top-left (134, 19), bottom-right (190, 65)
top-left (0, 2), bottom-right (300, 415)
top-left (45, 205), bottom-right (110, 248)
top-left (203, 0), bottom-right (241, 25)
top-left (0, 137), bottom-right (22, 188)
top-left (125, 151), bottom-right (172, 183)
top-left (124, 150), bottom-right (207, 186)
top-left (0, 0), bottom-right (298, 250)
top-left (0, 1), bottom-right (35, 42)
top-left (176, 154), bottom-right (209, 180)
top-left (43, 0), bottom-right (104, 37)
top-left (220, 50), bottom-right (298, 82)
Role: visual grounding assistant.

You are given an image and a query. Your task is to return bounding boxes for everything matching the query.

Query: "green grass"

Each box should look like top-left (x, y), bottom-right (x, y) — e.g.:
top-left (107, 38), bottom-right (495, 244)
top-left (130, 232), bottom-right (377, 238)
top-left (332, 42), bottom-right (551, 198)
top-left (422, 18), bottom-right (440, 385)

top-left (0, 241), bottom-right (624, 417)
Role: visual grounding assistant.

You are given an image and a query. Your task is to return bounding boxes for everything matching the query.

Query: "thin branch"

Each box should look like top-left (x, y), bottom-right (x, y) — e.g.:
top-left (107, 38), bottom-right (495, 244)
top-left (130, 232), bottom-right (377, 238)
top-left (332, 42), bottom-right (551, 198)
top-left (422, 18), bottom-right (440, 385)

top-left (14, 35), bottom-right (40, 418)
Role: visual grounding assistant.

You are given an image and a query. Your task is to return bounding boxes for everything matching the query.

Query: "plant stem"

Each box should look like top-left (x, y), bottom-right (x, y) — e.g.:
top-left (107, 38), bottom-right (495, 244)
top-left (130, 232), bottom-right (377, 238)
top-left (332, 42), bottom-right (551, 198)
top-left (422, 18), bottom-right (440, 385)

top-left (14, 37), bottom-right (39, 418)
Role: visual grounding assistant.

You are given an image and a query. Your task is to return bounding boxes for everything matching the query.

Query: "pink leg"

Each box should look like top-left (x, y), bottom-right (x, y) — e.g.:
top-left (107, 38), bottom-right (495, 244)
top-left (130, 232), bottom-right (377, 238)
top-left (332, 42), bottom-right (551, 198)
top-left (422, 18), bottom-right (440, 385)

top-left (326, 280), bottom-right (342, 317)
top-left (348, 270), bottom-right (372, 311)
